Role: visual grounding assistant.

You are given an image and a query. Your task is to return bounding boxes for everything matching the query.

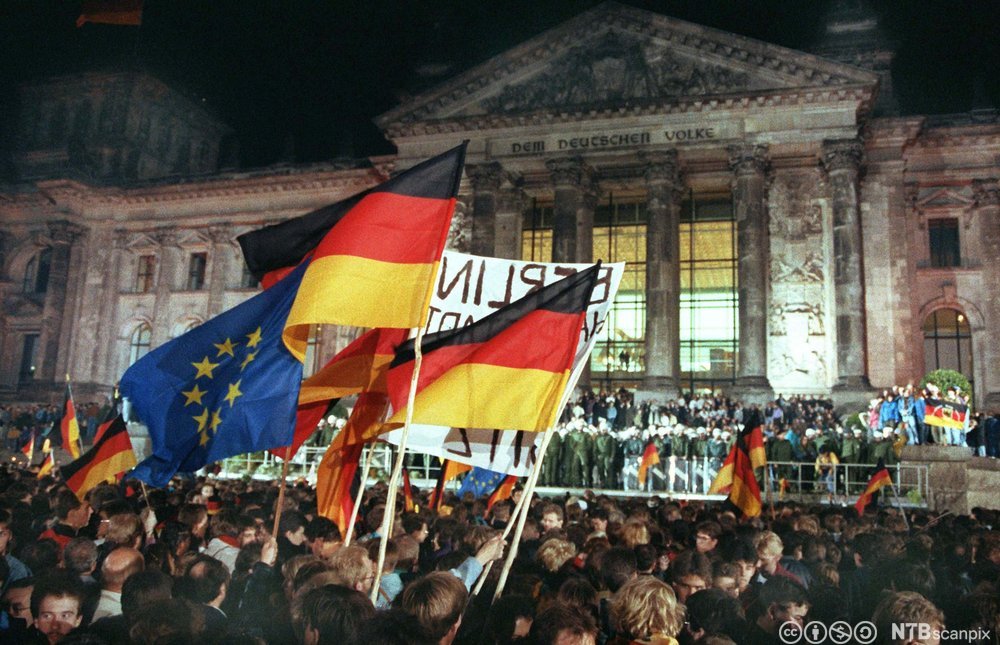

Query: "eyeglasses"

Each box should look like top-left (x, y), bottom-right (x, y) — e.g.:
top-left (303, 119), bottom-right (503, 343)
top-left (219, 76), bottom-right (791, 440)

top-left (38, 611), bottom-right (79, 622)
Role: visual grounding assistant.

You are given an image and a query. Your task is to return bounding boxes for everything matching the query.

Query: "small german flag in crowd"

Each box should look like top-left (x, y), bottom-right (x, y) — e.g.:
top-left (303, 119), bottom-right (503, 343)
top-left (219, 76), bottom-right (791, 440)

top-left (854, 458), bottom-right (892, 516)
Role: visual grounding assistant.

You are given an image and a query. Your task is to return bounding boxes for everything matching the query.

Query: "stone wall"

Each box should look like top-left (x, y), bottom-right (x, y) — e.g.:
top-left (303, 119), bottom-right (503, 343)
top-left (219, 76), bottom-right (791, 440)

top-left (901, 445), bottom-right (1000, 514)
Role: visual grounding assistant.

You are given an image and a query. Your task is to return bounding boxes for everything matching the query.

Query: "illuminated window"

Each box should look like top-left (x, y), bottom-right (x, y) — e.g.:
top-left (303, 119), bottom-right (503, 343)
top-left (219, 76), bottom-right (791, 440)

top-left (521, 201), bottom-right (553, 262)
top-left (680, 197), bottom-right (738, 391)
top-left (591, 197), bottom-right (647, 384)
top-left (136, 255), bottom-right (156, 293)
top-left (928, 218), bottom-right (960, 268)
top-left (18, 334), bottom-right (39, 381)
top-left (129, 324), bottom-right (152, 366)
top-left (922, 309), bottom-right (972, 380)
top-left (187, 252), bottom-right (207, 290)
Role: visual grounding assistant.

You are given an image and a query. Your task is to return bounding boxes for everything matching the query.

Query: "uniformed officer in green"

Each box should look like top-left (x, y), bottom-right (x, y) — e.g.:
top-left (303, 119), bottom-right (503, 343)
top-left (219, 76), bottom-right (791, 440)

top-left (595, 427), bottom-right (617, 489)
top-left (541, 426), bottom-right (564, 486)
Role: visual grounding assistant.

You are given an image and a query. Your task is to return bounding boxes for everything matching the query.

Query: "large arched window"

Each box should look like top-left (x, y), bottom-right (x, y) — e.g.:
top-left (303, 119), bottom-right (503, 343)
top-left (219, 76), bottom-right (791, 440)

top-left (923, 308), bottom-right (973, 380)
top-left (129, 324), bottom-right (152, 366)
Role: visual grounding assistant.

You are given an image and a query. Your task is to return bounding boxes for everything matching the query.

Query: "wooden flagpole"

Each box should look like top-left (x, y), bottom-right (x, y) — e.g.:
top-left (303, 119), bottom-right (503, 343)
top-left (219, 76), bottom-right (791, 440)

top-left (887, 471), bottom-right (910, 531)
top-left (271, 445), bottom-right (293, 538)
top-left (343, 442), bottom-right (376, 547)
top-left (470, 473), bottom-right (530, 598)
top-left (371, 324), bottom-right (427, 603)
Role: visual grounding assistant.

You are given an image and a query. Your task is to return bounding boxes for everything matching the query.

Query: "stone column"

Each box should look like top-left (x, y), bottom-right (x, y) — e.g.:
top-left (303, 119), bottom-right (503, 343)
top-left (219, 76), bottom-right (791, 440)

top-left (495, 177), bottom-right (525, 260)
top-left (546, 157), bottom-right (596, 263)
top-left (151, 229), bottom-right (180, 347)
top-left (93, 230), bottom-right (128, 386)
top-left (973, 179), bottom-right (1000, 410)
top-left (37, 221), bottom-right (83, 383)
top-left (466, 162), bottom-right (503, 257)
top-left (728, 143), bottom-right (773, 404)
top-left (641, 151), bottom-right (682, 400)
top-left (822, 139), bottom-right (871, 395)
top-left (206, 224), bottom-right (231, 317)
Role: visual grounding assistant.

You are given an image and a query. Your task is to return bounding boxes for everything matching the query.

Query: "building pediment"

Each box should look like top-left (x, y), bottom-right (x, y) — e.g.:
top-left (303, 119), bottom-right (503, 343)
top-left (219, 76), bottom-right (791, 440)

top-left (377, 2), bottom-right (878, 136)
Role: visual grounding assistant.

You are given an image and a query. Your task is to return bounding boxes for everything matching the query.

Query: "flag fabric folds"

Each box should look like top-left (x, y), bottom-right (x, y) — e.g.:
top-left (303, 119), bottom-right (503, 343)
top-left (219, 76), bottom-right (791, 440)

top-left (237, 144), bottom-right (467, 360)
top-left (60, 382), bottom-right (81, 459)
top-left (456, 467), bottom-right (505, 499)
top-left (638, 442), bottom-right (660, 488)
top-left (315, 442), bottom-right (363, 535)
top-left (923, 397), bottom-right (969, 430)
top-left (299, 328), bottom-right (408, 405)
top-left (385, 263), bottom-right (601, 433)
top-left (854, 458), bottom-right (892, 516)
top-left (121, 263), bottom-right (307, 487)
top-left (76, 0), bottom-right (143, 28)
top-left (37, 452), bottom-right (54, 479)
top-left (428, 459), bottom-right (472, 510)
top-left (61, 416), bottom-right (136, 501)
top-left (402, 470), bottom-right (415, 512)
top-left (486, 475), bottom-right (519, 511)
top-left (21, 431), bottom-right (35, 462)
top-left (708, 409), bottom-right (766, 517)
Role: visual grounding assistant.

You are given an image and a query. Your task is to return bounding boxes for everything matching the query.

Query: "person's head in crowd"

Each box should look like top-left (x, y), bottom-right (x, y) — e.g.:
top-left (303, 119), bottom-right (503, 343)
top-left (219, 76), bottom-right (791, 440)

top-left (634, 544), bottom-right (658, 575)
top-left (53, 490), bottom-right (92, 531)
top-left (366, 539), bottom-right (398, 575)
top-left (31, 573), bottom-right (86, 644)
top-left (326, 545), bottom-right (375, 593)
top-left (587, 508), bottom-right (609, 537)
top-left (62, 538), bottom-right (98, 579)
top-left (3, 576), bottom-right (34, 624)
top-left (291, 583), bottom-right (375, 645)
top-left (528, 602), bottom-right (597, 645)
top-left (721, 539), bottom-right (758, 593)
top-left (237, 514), bottom-right (261, 546)
top-left (668, 550), bottom-right (712, 604)
top-left (711, 561), bottom-right (740, 598)
top-left (159, 521), bottom-right (193, 561)
top-left (556, 578), bottom-right (598, 619)
top-left (0, 508), bottom-right (17, 557)
top-left (753, 577), bottom-right (810, 641)
top-left (279, 511), bottom-right (308, 549)
top-left (394, 534), bottom-right (421, 573)
top-left (620, 520), bottom-right (650, 549)
top-left (20, 540), bottom-right (60, 575)
top-left (106, 512), bottom-right (143, 549)
top-left (119, 569), bottom-right (173, 621)
top-left (754, 531), bottom-right (785, 577)
top-left (811, 562), bottom-right (840, 588)
top-left (521, 518), bottom-right (541, 543)
top-left (600, 547), bottom-right (637, 593)
top-left (178, 554), bottom-right (230, 608)
top-left (101, 547), bottom-right (144, 593)
top-left (358, 608), bottom-right (437, 645)
top-left (128, 598), bottom-right (203, 643)
top-left (209, 507), bottom-right (241, 542)
top-left (539, 504), bottom-right (564, 534)
top-left (610, 576), bottom-right (685, 642)
top-left (693, 521), bottom-right (722, 554)
top-left (886, 562), bottom-right (936, 599)
top-left (485, 594), bottom-right (535, 644)
top-left (402, 513), bottom-right (430, 544)
top-left (400, 571), bottom-right (468, 645)
top-left (872, 591), bottom-right (945, 645)
top-left (683, 588), bottom-right (746, 643)
top-left (536, 539), bottom-right (576, 574)
top-left (178, 503), bottom-right (209, 542)
top-left (305, 517), bottom-right (342, 560)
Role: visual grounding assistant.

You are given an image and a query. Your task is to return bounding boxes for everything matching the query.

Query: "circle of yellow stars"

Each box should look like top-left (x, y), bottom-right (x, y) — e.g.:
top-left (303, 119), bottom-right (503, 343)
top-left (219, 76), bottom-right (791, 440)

top-left (180, 326), bottom-right (262, 446)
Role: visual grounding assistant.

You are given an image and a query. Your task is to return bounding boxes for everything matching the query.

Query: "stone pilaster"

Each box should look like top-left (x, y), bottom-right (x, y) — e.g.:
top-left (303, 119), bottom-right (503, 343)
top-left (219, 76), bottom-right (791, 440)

top-left (546, 157), bottom-right (596, 263)
top-left (151, 229), bottom-right (180, 347)
top-left (93, 230), bottom-right (128, 385)
top-left (822, 139), bottom-right (871, 400)
top-left (728, 143), bottom-right (773, 404)
top-left (466, 162), bottom-right (504, 257)
top-left (206, 224), bottom-right (231, 317)
top-left (37, 221), bottom-right (83, 382)
top-left (495, 175), bottom-right (525, 260)
top-left (640, 151), bottom-right (682, 400)
top-left (973, 179), bottom-right (1000, 410)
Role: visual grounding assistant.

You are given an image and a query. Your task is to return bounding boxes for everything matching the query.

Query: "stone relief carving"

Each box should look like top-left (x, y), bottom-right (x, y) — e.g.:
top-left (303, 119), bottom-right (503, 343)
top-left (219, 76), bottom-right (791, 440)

top-left (769, 173), bottom-right (822, 241)
top-left (769, 300), bottom-right (825, 336)
top-left (482, 31), bottom-right (750, 113)
top-left (771, 250), bottom-right (824, 283)
top-left (769, 349), bottom-right (827, 382)
top-left (446, 198), bottom-right (471, 253)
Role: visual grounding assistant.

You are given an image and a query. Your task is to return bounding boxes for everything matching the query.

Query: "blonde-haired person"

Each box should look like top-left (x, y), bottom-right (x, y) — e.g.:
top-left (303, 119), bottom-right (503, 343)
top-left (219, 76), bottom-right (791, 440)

top-left (609, 576), bottom-right (686, 645)
top-left (536, 538), bottom-right (577, 573)
top-left (620, 520), bottom-right (651, 549)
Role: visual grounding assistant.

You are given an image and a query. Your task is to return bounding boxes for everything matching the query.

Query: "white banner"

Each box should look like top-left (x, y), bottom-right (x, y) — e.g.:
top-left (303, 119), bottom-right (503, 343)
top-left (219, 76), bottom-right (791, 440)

top-left (384, 251), bottom-right (623, 476)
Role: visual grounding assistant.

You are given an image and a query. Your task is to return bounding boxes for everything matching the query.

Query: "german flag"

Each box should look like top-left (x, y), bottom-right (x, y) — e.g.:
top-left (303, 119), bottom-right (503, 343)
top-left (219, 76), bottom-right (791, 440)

top-left (854, 458), bottom-right (892, 516)
top-left (485, 474), bottom-right (518, 512)
top-left (402, 469), bottom-right (415, 512)
top-left (299, 328), bottom-right (408, 405)
top-left (21, 431), bottom-right (34, 462)
top-left (385, 263), bottom-right (600, 432)
top-left (237, 144), bottom-right (467, 360)
top-left (76, 0), bottom-right (143, 28)
top-left (428, 459), bottom-right (472, 510)
top-left (61, 416), bottom-right (136, 501)
top-left (924, 397), bottom-right (969, 430)
top-left (270, 398), bottom-right (336, 461)
top-left (37, 452), bottom-right (54, 479)
top-left (708, 409), bottom-right (767, 495)
top-left (60, 382), bottom-right (81, 459)
top-left (638, 442), bottom-right (660, 488)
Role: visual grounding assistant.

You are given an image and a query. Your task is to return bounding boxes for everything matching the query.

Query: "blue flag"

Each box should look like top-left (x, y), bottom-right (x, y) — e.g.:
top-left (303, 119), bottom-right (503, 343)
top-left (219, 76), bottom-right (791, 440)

top-left (456, 467), bottom-right (505, 499)
top-left (122, 263), bottom-right (306, 487)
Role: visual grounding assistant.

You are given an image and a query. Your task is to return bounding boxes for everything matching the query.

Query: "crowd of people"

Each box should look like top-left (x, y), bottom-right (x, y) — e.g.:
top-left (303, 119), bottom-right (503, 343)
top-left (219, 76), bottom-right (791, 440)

top-left (0, 458), bottom-right (997, 644)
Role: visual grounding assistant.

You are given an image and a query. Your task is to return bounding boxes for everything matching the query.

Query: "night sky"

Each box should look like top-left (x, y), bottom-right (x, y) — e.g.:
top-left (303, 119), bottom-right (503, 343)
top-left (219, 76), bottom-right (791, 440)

top-left (2, 1), bottom-right (998, 168)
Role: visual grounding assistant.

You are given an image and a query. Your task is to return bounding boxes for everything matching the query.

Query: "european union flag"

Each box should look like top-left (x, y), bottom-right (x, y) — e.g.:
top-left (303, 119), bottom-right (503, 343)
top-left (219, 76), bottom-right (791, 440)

top-left (122, 263), bottom-right (306, 487)
top-left (456, 467), bottom-right (505, 499)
